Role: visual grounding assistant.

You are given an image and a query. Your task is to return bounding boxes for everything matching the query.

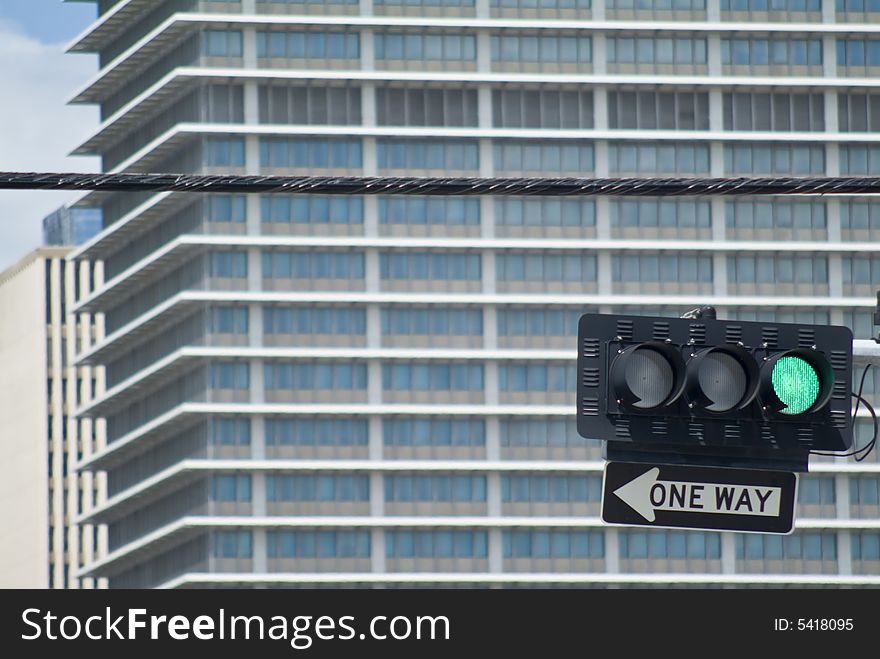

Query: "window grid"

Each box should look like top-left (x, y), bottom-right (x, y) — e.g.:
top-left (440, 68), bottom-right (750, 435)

top-left (722, 37), bottom-right (822, 66)
top-left (836, 38), bottom-right (880, 67)
top-left (851, 532), bottom-right (880, 561)
top-left (619, 531), bottom-right (721, 559)
top-left (728, 308), bottom-right (831, 325)
top-left (265, 418), bottom-right (369, 446)
top-left (209, 362), bottom-right (249, 390)
top-left (798, 476), bottom-right (836, 505)
top-left (838, 93), bottom-right (880, 132)
top-left (611, 199), bottom-right (711, 229)
top-left (265, 474), bottom-right (370, 501)
top-left (209, 307), bottom-right (249, 334)
top-left (263, 307), bottom-right (367, 335)
top-left (727, 254), bottom-right (829, 284)
top-left (261, 196), bottom-right (363, 225)
top-left (267, 530), bottom-right (370, 558)
top-left (736, 532), bottom-right (837, 561)
top-left (491, 34), bottom-right (592, 63)
top-left (379, 197), bottom-right (480, 226)
top-left (842, 255), bottom-right (880, 287)
top-left (263, 363), bottom-right (368, 390)
top-left (381, 308), bottom-right (484, 336)
top-left (723, 93), bottom-right (825, 132)
top-left (206, 195), bottom-right (246, 223)
top-left (840, 145), bottom-right (880, 175)
top-left (377, 87), bottom-right (479, 127)
top-left (202, 30), bottom-right (243, 58)
top-left (497, 308), bottom-right (584, 337)
top-left (211, 418), bottom-right (251, 446)
top-left (496, 198), bottom-right (595, 228)
top-left (724, 144), bottom-right (825, 175)
top-left (498, 363), bottom-right (577, 392)
top-left (383, 418), bottom-right (486, 446)
top-left (494, 141), bottom-right (595, 174)
top-left (849, 476), bottom-right (880, 506)
top-left (382, 363), bottom-right (485, 391)
top-left (212, 531), bottom-right (252, 558)
top-left (492, 0), bottom-right (592, 9)
top-left (612, 254), bottom-right (714, 282)
top-left (838, 0), bottom-right (880, 11)
top-left (376, 32), bottom-right (476, 60)
top-left (502, 475), bottom-right (602, 502)
top-left (258, 84), bottom-right (362, 125)
top-left (496, 253), bottom-right (597, 282)
top-left (723, 0), bottom-right (820, 9)
top-left (493, 88), bottom-right (594, 129)
top-left (384, 475), bottom-right (487, 501)
top-left (256, 31), bottom-right (360, 59)
top-left (609, 91), bottom-right (710, 131)
top-left (608, 37), bottom-right (707, 65)
top-left (385, 530), bottom-right (488, 557)
top-left (503, 530), bottom-right (605, 558)
top-left (260, 138), bottom-right (362, 169)
top-left (378, 139), bottom-right (480, 171)
top-left (211, 475), bottom-right (252, 502)
top-left (609, 142), bottom-right (710, 175)
top-left (725, 200), bottom-right (827, 231)
top-left (380, 252), bottom-right (482, 280)
top-left (261, 251), bottom-right (366, 280)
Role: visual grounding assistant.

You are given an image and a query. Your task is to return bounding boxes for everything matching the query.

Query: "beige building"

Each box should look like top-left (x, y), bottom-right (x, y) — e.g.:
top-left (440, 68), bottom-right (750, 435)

top-left (0, 248), bottom-right (105, 588)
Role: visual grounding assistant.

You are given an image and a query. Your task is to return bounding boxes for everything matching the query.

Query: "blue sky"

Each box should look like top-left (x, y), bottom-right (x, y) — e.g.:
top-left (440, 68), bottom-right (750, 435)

top-left (0, 1), bottom-right (100, 271)
top-left (3, 0), bottom-right (96, 43)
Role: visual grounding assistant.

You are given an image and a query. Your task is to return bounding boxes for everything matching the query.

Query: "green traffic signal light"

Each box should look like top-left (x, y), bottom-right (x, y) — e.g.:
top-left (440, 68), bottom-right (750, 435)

top-left (771, 355), bottom-right (820, 415)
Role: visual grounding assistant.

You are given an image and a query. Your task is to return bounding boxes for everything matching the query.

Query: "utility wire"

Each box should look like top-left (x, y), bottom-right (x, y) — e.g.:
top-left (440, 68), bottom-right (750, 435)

top-left (812, 364), bottom-right (877, 461)
top-left (6, 172), bottom-right (880, 196)
top-left (852, 392), bottom-right (878, 462)
top-left (7, 170), bottom-right (876, 458)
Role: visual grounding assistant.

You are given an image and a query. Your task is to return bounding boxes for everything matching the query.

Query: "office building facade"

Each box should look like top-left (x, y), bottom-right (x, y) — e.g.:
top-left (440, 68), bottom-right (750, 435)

top-left (68, 0), bottom-right (879, 587)
top-left (43, 205), bottom-right (103, 248)
top-left (0, 247), bottom-right (105, 588)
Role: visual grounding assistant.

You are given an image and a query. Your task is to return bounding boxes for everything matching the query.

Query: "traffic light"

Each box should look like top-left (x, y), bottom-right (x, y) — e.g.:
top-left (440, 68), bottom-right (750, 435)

top-left (577, 313), bottom-right (853, 472)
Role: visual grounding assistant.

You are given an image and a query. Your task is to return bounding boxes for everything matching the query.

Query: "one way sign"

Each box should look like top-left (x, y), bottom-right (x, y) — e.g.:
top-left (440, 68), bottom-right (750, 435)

top-left (602, 462), bottom-right (798, 534)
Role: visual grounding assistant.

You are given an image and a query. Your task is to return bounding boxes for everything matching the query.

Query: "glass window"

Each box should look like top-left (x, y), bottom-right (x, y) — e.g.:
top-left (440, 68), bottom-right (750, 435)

top-left (210, 362), bottom-right (249, 389)
top-left (381, 308), bottom-right (483, 336)
top-left (210, 307), bottom-right (249, 334)
top-left (207, 195), bottom-right (246, 223)
top-left (257, 30), bottom-right (358, 59)
top-left (260, 138), bottom-right (361, 169)
top-left (380, 252), bottom-right (480, 280)
top-left (799, 477), bottom-right (836, 505)
top-left (609, 37), bottom-right (705, 65)
top-left (212, 418), bottom-right (251, 446)
top-left (852, 533), bottom-right (880, 561)
top-left (378, 31), bottom-right (474, 60)
top-left (205, 138), bottom-right (245, 167)
top-left (204, 30), bottom-right (243, 58)
top-left (214, 531), bottom-right (252, 558)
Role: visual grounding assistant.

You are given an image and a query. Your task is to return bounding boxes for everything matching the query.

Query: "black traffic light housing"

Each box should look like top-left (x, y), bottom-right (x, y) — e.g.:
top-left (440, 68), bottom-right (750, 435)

top-left (577, 313), bottom-right (853, 473)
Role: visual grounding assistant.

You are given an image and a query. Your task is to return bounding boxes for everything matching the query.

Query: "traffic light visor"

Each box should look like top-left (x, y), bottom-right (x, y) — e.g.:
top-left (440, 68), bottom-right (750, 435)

top-left (626, 347), bottom-right (674, 408)
top-left (697, 350), bottom-right (749, 412)
top-left (612, 342), bottom-right (686, 410)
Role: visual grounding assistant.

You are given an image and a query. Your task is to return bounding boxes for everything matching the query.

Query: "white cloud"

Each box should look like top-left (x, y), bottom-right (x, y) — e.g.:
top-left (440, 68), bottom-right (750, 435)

top-left (0, 19), bottom-right (99, 271)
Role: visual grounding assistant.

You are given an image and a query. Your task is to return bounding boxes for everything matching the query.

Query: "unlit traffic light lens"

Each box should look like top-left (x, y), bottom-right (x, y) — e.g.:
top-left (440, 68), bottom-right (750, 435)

top-left (771, 356), bottom-right (820, 415)
top-left (625, 347), bottom-right (675, 409)
top-left (697, 351), bottom-right (748, 412)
